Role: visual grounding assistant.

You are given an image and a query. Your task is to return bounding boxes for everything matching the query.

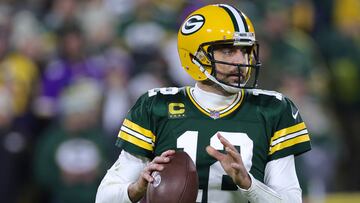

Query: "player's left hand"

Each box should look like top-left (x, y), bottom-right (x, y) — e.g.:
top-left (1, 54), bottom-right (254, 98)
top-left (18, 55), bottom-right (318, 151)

top-left (206, 133), bottom-right (251, 189)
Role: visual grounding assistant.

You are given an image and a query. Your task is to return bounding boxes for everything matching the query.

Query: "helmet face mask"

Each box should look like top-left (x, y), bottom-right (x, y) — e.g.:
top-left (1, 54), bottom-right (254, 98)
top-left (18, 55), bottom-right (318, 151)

top-left (195, 39), bottom-right (261, 89)
top-left (178, 4), bottom-right (261, 93)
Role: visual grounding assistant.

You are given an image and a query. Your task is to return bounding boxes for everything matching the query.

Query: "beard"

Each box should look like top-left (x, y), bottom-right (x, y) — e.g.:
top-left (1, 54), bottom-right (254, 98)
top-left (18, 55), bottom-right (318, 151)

top-left (215, 68), bottom-right (249, 87)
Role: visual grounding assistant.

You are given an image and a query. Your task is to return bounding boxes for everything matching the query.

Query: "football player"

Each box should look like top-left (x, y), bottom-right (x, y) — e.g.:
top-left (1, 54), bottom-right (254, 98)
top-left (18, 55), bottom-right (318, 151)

top-left (96, 4), bottom-right (311, 203)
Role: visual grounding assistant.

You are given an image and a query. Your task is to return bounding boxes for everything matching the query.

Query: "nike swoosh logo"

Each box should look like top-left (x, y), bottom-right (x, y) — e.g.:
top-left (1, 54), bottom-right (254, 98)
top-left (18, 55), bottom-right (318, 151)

top-left (292, 110), bottom-right (299, 119)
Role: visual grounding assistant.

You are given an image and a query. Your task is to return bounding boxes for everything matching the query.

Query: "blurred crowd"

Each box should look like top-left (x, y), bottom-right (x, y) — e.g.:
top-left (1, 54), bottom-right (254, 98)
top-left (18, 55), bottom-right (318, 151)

top-left (0, 0), bottom-right (359, 203)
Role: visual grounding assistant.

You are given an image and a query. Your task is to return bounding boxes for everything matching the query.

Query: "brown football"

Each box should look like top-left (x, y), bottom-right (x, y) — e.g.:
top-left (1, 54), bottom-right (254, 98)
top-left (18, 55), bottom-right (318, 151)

top-left (146, 151), bottom-right (199, 203)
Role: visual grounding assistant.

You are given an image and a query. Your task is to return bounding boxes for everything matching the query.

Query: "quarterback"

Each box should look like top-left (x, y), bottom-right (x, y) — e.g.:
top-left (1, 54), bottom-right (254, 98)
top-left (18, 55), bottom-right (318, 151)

top-left (96, 4), bottom-right (311, 203)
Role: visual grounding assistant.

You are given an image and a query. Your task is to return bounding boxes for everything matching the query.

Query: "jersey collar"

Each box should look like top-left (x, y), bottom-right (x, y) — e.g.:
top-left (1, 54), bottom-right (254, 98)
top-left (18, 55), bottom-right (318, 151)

top-left (186, 86), bottom-right (245, 119)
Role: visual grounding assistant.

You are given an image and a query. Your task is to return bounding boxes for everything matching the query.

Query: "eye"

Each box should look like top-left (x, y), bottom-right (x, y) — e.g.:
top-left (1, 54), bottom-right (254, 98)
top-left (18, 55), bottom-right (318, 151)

top-left (221, 48), bottom-right (231, 55)
top-left (221, 47), bottom-right (238, 55)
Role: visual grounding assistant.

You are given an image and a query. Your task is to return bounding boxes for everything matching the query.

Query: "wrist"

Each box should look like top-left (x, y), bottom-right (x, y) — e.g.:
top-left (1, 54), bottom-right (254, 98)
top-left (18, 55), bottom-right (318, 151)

top-left (128, 182), bottom-right (147, 202)
top-left (237, 173), bottom-right (252, 190)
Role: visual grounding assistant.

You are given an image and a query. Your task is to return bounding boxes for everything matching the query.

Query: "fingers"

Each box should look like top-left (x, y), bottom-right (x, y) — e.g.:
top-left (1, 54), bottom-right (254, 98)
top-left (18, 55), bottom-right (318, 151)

top-left (142, 163), bottom-right (164, 183)
top-left (206, 146), bottom-right (225, 161)
top-left (207, 134), bottom-right (240, 162)
top-left (217, 133), bottom-right (238, 152)
top-left (143, 149), bottom-right (176, 183)
top-left (151, 149), bottom-right (175, 165)
top-left (208, 134), bottom-right (245, 168)
top-left (207, 145), bottom-right (243, 166)
top-left (160, 149), bottom-right (175, 157)
top-left (142, 162), bottom-right (164, 182)
top-left (152, 156), bottom-right (170, 164)
top-left (225, 146), bottom-right (242, 164)
top-left (133, 149), bottom-right (176, 198)
top-left (142, 170), bottom-right (154, 182)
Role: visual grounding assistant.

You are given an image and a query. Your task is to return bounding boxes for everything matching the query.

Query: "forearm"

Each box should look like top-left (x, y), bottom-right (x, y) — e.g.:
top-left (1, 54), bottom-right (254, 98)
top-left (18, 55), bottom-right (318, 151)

top-left (239, 155), bottom-right (302, 203)
top-left (96, 173), bottom-right (132, 203)
top-left (239, 173), bottom-right (301, 203)
top-left (95, 151), bottom-right (149, 203)
top-left (127, 181), bottom-right (147, 202)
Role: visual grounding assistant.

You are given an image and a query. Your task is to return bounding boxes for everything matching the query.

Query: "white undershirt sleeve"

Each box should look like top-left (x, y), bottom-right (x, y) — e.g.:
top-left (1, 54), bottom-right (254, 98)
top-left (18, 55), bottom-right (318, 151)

top-left (95, 150), bottom-right (301, 203)
top-left (95, 151), bottom-right (149, 203)
top-left (238, 155), bottom-right (302, 203)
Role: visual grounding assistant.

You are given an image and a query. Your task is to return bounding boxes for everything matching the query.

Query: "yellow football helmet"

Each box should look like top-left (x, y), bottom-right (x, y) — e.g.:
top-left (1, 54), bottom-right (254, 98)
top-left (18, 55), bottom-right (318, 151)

top-left (177, 4), bottom-right (261, 92)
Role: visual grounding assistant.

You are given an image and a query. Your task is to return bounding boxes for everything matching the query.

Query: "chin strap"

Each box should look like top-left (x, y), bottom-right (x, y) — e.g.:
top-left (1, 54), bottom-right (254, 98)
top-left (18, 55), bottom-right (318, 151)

top-left (192, 58), bottom-right (242, 94)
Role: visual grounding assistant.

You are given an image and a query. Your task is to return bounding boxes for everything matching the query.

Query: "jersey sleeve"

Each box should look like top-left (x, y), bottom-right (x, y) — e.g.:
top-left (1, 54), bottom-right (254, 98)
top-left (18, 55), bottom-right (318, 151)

top-left (115, 92), bottom-right (156, 159)
top-left (268, 97), bottom-right (311, 161)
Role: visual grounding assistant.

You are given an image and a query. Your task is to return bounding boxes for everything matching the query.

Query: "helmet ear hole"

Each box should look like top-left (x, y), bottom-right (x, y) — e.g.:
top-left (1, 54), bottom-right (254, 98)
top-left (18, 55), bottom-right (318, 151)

top-left (207, 49), bottom-right (213, 58)
top-left (206, 45), bottom-right (214, 55)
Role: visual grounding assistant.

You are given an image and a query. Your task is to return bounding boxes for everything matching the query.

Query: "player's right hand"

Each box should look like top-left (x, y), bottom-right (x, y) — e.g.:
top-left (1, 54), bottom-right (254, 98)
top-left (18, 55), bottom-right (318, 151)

top-left (128, 149), bottom-right (175, 202)
top-left (206, 133), bottom-right (251, 189)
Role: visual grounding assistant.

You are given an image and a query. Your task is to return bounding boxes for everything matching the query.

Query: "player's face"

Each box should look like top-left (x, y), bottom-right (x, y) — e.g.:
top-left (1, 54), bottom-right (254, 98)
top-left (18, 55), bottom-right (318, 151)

top-left (213, 46), bottom-right (250, 86)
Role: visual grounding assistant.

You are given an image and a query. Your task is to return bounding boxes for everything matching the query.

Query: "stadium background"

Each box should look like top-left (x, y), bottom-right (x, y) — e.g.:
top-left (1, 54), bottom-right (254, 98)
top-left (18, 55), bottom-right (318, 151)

top-left (0, 0), bottom-right (359, 202)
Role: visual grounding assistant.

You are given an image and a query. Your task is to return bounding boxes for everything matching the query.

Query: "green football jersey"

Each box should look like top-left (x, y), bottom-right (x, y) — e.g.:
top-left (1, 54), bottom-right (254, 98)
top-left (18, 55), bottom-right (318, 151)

top-left (116, 86), bottom-right (311, 203)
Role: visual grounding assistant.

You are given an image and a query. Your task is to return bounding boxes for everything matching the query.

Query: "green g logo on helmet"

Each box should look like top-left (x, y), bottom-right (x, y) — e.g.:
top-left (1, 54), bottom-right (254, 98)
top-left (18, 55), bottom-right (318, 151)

top-left (181, 14), bottom-right (205, 35)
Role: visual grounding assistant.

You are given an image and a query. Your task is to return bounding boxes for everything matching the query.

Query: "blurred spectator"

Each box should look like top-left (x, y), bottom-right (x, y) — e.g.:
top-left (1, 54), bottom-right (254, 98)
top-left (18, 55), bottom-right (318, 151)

top-left (127, 49), bottom-right (175, 101)
top-left (0, 5), bottom-right (11, 59)
top-left (0, 6), bottom-right (41, 203)
top-left (258, 1), bottom-right (328, 96)
top-left (291, 0), bottom-right (315, 34)
top-left (0, 87), bottom-right (31, 203)
top-left (34, 22), bottom-right (105, 118)
top-left (0, 10), bottom-right (41, 119)
top-left (33, 79), bottom-right (110, 203)
top-left (99, 48), bottom-right (133, 160)
top-left (116, 0), bottom-right (179, 76)
top-left (102, 48), bottom-right (132, 136)
top-left (315, 0), bottom-right (360, 191)
top-left (80, 0), bottom-right (117, 54)
top-left (151, 0), bottom-right (187, 30)
top-left (10, 10), bottom-right (45, 62)
top-left (103, 0), bottom-right (136, 18)
top-left (44, 0), bottom-right (80, 31)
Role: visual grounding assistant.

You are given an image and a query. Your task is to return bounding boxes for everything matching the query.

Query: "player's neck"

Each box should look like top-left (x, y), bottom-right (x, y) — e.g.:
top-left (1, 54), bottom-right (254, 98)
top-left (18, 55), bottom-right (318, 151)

top-left (193, 83), bottom-right (239, 110)
top-left (196, 81), bottom-right (234, 96)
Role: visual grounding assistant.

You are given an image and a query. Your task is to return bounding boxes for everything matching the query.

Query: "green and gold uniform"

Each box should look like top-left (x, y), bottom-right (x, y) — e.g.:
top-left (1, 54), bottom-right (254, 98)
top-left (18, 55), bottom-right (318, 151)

top-left (116, 87), bottom-right (311, 203)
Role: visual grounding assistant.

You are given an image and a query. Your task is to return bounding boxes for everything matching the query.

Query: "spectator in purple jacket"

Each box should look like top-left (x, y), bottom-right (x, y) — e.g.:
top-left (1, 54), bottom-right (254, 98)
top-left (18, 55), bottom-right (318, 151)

top-left (34, 22), bottom-right (105, 118)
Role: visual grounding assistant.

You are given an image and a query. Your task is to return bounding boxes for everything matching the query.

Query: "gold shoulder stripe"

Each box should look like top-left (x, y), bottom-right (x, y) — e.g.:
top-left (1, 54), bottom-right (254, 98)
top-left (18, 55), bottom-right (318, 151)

top-left (123, 119), bottom-right (156, 142)
top-left (268, 134), bottom-right (310, 155)
top-left (118, 131), bottom-right (153, 151)
top-left (271, 122), bottom-right (306, 142)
